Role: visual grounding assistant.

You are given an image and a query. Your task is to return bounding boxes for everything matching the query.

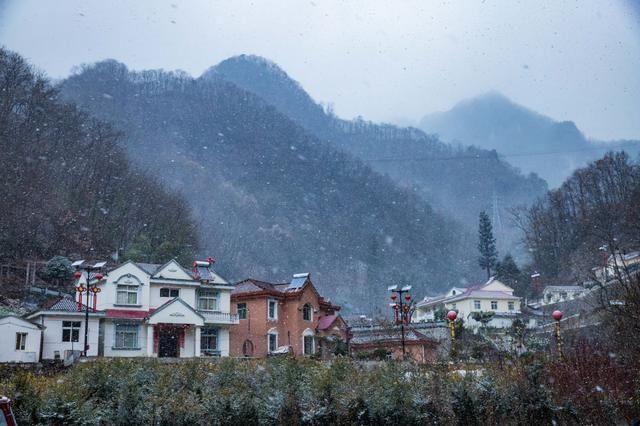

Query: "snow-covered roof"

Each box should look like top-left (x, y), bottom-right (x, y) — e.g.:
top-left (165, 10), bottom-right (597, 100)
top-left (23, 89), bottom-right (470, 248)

top-left (543, 286), bottom-right (585, 292)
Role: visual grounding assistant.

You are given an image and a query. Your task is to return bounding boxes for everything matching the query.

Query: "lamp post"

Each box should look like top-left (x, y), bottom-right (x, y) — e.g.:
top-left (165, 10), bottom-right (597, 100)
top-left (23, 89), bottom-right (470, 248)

top-left (388, 284), bottom-right (412, 359)
top-left (552, 310), bottom-right (563, 358)
top-left (447, 310), bottom-right (458, 357)
top-left (73, 260), bottom-right (106, 357)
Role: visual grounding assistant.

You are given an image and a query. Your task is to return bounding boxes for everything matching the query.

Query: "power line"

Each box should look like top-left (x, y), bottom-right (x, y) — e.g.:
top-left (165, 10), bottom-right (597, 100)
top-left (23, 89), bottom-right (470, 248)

top-left (205, 141), bottom-right (640, 168)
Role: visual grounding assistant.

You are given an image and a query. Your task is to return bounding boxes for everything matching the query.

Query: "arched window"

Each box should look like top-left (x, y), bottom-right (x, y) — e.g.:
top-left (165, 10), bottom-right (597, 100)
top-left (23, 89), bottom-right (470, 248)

top-left (242, 339), bottom-right (254, 357)
top-left (303, 303), bottom-right (312, 321)
top-left (302, 328), bottom-right (315, 355)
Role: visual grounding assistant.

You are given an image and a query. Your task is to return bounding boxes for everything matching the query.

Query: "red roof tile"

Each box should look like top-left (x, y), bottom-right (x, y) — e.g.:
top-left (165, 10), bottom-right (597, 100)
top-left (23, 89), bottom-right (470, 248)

top-left (317, 314), bottom-right (338, 331)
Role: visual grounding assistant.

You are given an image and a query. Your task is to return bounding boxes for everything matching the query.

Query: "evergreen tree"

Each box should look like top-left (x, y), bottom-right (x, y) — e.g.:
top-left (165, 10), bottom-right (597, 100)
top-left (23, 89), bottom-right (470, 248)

top-left (478, 211), bottom-right (498, 279)
top-left (495, 254), bottom-right (528, 296)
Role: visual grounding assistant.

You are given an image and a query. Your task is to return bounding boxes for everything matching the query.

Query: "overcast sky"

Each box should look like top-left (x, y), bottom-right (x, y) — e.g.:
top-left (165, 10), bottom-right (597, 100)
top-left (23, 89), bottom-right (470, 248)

top-left (1, 0), bottom-right (639, 140)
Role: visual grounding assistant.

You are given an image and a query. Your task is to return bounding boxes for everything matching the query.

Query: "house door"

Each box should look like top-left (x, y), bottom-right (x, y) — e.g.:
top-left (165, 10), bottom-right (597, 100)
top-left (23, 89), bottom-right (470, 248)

top-left (158, 328), bottom-right (179, 358)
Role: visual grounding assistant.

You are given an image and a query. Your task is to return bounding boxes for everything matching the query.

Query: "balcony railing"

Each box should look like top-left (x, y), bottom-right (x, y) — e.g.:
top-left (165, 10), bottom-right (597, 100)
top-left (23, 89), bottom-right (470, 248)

top-left (198, 311), bottom-right (239, 325)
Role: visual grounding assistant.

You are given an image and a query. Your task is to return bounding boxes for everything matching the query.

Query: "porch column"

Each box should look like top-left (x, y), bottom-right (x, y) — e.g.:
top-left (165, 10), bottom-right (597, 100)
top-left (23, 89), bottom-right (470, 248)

top-left (146, 325), bottom-right (154, 357)
top-left (194, 326), bottom-right (201, 357)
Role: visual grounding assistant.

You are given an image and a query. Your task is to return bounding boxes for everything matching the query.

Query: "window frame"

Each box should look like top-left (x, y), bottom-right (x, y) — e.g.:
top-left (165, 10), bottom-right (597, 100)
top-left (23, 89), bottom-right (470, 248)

top-left (473, 300), bottom-right (481, 310)
top-left (268, 332), bottom-right (278, 353)
top-left (113, 323), bottom-right (139, 350)
top-left (302, 303), bottom-right (313, 321)
top-left (237, 302), bottom-right (247, 320)
top-left (201, 327), bottom-right (219, 352)
top-left (116, 284), bottom-right (139, 305)
top-left (198, 289), bottom-right (219, 312)
top-left (62, 320), bottom-right (81, 342)
top-left (490, 300), bottom-right (498, 310)
top-left (508, 301), bottom-right (515, 311)
top-left (303, 335), bottom-right (314, 355)
top-left (15, 332), bottom-right (27, 350)
top-left (267, 299), bottom-right (278, 320)
top-left (160, 288), bottom-right (180, 298)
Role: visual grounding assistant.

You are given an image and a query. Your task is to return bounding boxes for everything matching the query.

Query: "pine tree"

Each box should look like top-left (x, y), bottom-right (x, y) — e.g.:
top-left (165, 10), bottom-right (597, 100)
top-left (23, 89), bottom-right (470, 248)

top-left (495, 254), bottom-right (526, 295)
top-left (478, 211), bottom-right (498, 279)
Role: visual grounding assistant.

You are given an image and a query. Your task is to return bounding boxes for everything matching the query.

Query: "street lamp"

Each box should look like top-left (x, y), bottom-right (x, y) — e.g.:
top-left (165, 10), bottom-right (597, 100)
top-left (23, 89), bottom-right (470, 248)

top-left (447, 310), bottom-right (458, 357)
top-left (73, 260), bottom-right (106, 357)
top-left (388, 284), bottom-right (412, 359)
top-left (552, 310), bottom-right (563, 358)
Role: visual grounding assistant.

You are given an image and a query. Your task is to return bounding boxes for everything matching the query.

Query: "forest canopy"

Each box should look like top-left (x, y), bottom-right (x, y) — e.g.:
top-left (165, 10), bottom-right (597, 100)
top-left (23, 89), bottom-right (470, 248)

top-left (0, 48), bottom-right (198, 265)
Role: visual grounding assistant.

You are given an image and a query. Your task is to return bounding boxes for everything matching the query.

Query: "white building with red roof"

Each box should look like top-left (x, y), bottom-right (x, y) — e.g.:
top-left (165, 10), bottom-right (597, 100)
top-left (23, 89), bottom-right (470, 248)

top-left (28, 258), bottom-right (237, 359)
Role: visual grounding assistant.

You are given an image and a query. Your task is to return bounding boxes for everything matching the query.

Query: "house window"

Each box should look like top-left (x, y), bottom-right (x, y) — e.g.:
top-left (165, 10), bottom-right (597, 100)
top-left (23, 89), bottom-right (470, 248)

top-left (15, 332), bottom-right (27, 350)
top-left (303, 335), bottom-right (314, 355)
top-left (302, 328), bottom-right (315, 355)
top-left (268, 299), bottom-right (277, 320)
top-left (268, 332), bottom-right (278, 353)
top-left (237, 303), bottom-right (247, 320)
top-left (452, 303), bottom-right (457, 310)
top-left (201, 328), bottom-right (218, 353)
top-left (491, 301), bottom-right (498, 310)
top-left (303, 303), bottom-right (312, 321)
top-left (474, 300), bottom-right (481, 310)
top-left (116, 285), bottom-right (139, 305)
top-left (160, 288), bottom-right (179, 298)
top-left (198, 289), bottom-right (219, 311)
top-left (62, 321), bottom-right (81, 342)
top-left (113, 323), bottom-right (139, 349)
top-left (508, 301), bottom-right (515, 311)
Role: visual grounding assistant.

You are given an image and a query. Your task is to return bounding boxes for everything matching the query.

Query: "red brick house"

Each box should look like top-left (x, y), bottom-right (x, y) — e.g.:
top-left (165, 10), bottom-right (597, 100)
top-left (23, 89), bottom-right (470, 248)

top-left (229, 273), bottom-right (349, 358)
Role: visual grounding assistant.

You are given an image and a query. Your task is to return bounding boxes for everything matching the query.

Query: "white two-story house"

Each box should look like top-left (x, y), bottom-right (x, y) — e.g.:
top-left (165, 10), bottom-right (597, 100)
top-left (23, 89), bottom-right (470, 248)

top-left (413, 277), bottom-right (522, 329)
top-left (28, 259), bottom-right (238, 359)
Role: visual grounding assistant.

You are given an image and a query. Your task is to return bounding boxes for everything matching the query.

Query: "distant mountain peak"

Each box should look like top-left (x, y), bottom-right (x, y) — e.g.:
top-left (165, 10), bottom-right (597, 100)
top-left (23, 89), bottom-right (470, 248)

top-left (212, 54), bottom-right (289, 78)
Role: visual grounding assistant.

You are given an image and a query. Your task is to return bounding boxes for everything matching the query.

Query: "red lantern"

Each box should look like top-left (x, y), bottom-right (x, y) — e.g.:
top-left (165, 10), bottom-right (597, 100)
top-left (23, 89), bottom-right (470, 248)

top-left (404, 294), bottom-right (411, 301)
top-left (390, 294), bottom-right (397, 301)
top-left (552, 310), bottom-right (563, 321)
top-left (447, 310), bottom-right (458, 321)
top-left (94, 273), bottom-right (104, 281)
top-left (74, 271), bottom-right (82, 280)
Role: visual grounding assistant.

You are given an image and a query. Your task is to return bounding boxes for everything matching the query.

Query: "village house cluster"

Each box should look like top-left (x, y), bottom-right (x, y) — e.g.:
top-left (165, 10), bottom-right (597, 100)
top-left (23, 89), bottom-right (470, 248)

top-left (3, 250), bottom-right (630, 363)
top-left (0, 258), bottom-right (349, 362)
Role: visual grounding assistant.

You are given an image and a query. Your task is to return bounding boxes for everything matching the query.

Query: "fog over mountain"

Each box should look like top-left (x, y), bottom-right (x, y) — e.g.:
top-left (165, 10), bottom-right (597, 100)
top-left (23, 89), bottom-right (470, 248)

top-left (419, 92), bottom-right (640, 187)
top-left (58, 59), bottom-right (487, 313)
top-left (205, 55), bottom-right (547, 259)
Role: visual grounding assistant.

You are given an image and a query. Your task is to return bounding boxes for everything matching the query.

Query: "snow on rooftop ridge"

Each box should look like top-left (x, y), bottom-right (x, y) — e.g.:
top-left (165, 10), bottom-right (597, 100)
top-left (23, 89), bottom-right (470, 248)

top-left (293, 273), bottom-right (309, 278)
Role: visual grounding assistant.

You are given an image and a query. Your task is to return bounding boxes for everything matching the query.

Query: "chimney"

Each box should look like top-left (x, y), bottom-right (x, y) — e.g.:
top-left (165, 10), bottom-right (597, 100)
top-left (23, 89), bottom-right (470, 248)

top-left (531, 272), bottom-right (543, 296)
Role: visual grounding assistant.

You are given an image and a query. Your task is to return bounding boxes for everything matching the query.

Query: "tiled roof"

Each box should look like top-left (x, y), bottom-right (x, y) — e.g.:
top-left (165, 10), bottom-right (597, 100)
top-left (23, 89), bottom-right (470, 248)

top-left (543, 286), bottom-right (585, 291)
top-left (350, 328), bottom-right (432, 345)
top-left (448, 290), bottom-right (520, 302)
top-left (317, 314), bottom-right (338, 331)
top-left (233, 279), bottom-right (288, 295)
top-left (133, 262), bottom-right (161, 275)
top-left (43, 297), bottom-right (82, 312)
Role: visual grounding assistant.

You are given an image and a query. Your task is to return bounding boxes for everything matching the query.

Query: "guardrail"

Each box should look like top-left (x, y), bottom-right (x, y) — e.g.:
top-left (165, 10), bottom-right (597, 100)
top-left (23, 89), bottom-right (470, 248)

top-left (198, 311), bottom-right (239, 324)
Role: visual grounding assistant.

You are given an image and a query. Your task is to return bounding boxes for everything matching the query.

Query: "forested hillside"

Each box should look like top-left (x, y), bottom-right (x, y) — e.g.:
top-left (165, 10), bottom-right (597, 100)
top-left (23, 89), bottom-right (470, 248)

top-left (0, 48), bottom-right (197, 265)
top-left (204, 55), bottom-right (548, 257)
top-left (519, 151), bottom-right (640, 283)
top-left (59, 60), bottom-right (477, 310)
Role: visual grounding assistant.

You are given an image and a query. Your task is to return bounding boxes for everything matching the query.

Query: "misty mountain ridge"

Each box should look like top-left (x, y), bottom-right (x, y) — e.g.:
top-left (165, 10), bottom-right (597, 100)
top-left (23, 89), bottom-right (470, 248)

top-left (204, 55), bottom-right (548, 260)
top-left (419, 91), bottom-right (640, 187)
top-left (59, 59), bottom-right (480, 312)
